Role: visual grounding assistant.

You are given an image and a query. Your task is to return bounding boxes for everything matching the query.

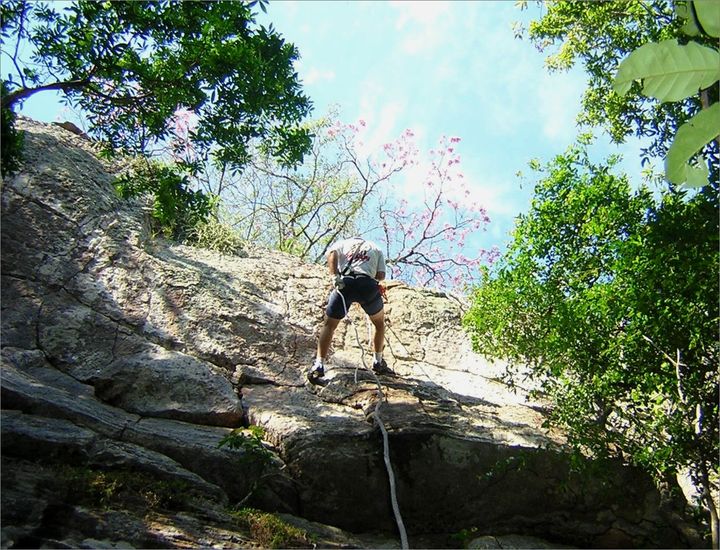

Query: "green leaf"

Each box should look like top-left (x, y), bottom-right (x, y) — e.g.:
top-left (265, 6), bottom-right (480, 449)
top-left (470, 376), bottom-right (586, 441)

top-left (614, 39), bottom-right (720, 102)
top-left (683, 158), bottom-right (709, 188)
top-left (665, 103), bottom-right (720, 186)
top-left (676, 1), bottom-right (701, 36)
top-left (694, 0), bottom-right (720, 38)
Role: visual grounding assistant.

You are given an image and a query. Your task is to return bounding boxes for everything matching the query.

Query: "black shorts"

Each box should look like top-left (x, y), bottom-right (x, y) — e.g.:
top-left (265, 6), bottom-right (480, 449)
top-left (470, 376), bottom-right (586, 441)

top-left (326, 275), bottom-right (383, 319)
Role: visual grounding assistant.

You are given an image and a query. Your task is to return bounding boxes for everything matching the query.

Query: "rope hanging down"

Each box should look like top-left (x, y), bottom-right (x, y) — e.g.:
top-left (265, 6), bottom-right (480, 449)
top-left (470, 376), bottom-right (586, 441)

top-left (336, 290), bottom-right (409, 550)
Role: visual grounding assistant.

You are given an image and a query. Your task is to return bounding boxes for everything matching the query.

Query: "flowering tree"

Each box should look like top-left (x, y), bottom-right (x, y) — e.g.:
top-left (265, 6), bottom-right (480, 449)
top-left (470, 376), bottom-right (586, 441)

top-left (188, 112), bottom-right (409, 261)
top-left (166, 108), bottom-right (496, 291)
top-left (374, 133), bottom-right (498, 289)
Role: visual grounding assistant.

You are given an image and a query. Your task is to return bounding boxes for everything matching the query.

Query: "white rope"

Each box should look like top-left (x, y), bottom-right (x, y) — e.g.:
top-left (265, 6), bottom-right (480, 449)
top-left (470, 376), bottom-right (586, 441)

top-left (370, 409), bottom-right (408, 550)
top-left (336, 289), bottom-right (409, 549)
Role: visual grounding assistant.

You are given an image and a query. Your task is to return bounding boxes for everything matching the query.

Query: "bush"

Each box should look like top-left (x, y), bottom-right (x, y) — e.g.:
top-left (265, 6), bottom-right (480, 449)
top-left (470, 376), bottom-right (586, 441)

top-left (59, 466), bottom-right (196, 511)
top-left (464, 144), bottom-right (718, 541)
top-left (230, 508), bottom-right (312, 548)
top-left (114, 159), bottom-right (214, 240)
top-left (185, 217), bottom-right (246, 256)
top-left (219, 425), bottom-right (273, 469)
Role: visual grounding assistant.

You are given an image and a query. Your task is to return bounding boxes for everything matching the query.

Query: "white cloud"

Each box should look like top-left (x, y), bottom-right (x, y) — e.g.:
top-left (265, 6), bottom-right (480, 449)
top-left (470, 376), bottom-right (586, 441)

top-left (390, 0), bottom-right (453, 55)
top-left (355, 100), bottom-right (407, 158)
top-left (303, 67), bottom-right (336, 86)
top-left (536, 71), bottom-right (585, 142)
top-left (351, 76), bottom-right (410, 157)
top-left (465, 176), bottom-right (525, 218)
top-left (391, 0), bottom-right (450, 28)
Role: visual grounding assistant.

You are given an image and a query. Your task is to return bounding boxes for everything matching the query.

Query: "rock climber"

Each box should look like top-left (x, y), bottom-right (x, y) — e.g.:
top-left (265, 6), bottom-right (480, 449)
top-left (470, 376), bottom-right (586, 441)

top-left (309, 236), bottom-right (393, 381)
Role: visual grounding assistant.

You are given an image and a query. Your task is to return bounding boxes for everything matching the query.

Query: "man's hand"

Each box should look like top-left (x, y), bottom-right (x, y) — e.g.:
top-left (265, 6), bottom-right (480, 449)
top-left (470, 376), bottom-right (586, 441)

top-left (379, 282), bottom-right (388, 302)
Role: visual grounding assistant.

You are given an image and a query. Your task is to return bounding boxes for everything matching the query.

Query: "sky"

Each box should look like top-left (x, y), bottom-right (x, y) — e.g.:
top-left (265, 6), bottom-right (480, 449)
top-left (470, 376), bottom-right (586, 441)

top-left (10, 0), bottom-right (650, 266)
top-left (251, 1), bottom-right (650, 254)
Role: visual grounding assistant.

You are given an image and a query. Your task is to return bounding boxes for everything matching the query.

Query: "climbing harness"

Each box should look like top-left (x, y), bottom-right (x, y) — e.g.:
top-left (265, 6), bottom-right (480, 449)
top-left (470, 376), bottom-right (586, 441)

top-left (335, 238), bottom-right (368, 289)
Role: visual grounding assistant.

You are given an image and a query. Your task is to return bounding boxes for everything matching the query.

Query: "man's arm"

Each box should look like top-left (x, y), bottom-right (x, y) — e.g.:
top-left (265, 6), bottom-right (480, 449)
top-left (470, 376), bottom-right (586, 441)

top-left (375, 249), bottom-right (387, 281)
top-left (327, 250), bottom-right (338, 276)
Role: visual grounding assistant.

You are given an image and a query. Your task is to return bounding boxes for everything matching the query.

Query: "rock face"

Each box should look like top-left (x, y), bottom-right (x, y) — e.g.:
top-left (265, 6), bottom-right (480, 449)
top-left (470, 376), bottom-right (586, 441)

top-left (0, 118), bottom-right (704, 548)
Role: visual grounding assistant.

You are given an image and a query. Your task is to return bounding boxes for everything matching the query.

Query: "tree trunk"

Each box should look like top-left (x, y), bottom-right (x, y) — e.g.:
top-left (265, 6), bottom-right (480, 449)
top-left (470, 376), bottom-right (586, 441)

top-left (699, 460), bottom-right (719, 549)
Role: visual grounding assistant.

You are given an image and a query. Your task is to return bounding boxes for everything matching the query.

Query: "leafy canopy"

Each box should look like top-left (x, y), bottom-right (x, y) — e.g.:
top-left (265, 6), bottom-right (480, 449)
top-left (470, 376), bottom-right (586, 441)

top-left (0, 0), bottom-right (313, 169)
top-left (464, 143), bottom-right (718, 522)
top-left (523, 0), bottom-right (717, 163)
top-left (613, 1), bottom-right (720, 187)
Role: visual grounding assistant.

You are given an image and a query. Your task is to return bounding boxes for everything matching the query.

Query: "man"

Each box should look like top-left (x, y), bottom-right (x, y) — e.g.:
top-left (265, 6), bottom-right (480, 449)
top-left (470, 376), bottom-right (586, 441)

top-left (309, 236), bottom-right (392, 381)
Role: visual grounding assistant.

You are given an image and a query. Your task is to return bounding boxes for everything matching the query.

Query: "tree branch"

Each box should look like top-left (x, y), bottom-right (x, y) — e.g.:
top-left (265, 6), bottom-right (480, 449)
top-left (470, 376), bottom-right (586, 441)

top-left (2, 78), bottom-right (90, 109)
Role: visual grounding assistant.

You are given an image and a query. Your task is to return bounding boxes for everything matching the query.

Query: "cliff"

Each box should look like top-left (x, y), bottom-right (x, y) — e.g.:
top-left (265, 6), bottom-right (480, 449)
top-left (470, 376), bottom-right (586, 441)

top-left (0, 118), bottom-right (703, 548)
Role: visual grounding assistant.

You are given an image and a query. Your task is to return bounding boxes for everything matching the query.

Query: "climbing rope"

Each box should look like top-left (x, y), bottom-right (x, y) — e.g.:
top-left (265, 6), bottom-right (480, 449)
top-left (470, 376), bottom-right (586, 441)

top-left (336, 289), bottom-right (409, 550)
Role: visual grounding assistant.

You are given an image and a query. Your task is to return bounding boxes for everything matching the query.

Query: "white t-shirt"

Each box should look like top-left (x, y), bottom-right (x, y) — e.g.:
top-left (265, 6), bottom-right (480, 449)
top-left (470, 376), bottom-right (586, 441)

top-left (330, 238), bottom-right (386, 278)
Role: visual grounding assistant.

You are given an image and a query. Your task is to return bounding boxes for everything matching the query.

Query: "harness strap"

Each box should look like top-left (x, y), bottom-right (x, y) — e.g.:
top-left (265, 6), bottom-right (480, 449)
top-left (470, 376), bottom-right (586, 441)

top-left (339, 239), bottom-right (367, 277)
top-left (343, 272), bottom-right (371, 279)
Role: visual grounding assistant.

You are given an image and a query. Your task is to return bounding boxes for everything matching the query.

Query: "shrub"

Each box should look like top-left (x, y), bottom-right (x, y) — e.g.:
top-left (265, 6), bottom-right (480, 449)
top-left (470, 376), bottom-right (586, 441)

top-left (219, 425), bottom-right (274, 469)
top-left (114, 158), bottom-right (214, 240)
top-left (59, 466), bottom-right (196, 511)
top-left (1, 81), bottom-right (24, 177)
top-left (230, 508), bottom-right (312, 549)
top-left (185, 217), bottom-right (246, 256)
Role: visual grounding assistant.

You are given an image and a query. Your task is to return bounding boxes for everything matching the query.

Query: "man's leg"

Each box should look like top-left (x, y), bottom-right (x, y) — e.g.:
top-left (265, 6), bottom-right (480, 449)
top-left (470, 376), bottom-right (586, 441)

top-left (368, 309), bottom-right (385, 354)
top-left (317, 315), bottom-right (341, 361)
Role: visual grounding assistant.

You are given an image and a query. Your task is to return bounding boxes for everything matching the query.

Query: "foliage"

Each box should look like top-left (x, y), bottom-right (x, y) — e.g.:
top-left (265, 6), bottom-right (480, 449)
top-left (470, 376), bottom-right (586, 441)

top-left (0, 81), bottom-right (23, 177)
top-left (664, 103), bottom-right (719, 186)
top-left (219, 425), bottom-right (274, 470)
top-left (0, 0), bottom-right (312, 169)
top-left (449, 526), bottom-right (478, 548)
top-left (614, 39), bottom-right (719, 103)
top-left (229, 507), bottom-right (312, 549)
top-left (183, 109), bottom-right (496, 290)
top-left (613, 1), bottom-right (720, 187)
top-left (374, 132), bottom-right (498, 289)
top-left (59, 466), bottom-right (196, 511)
top-left (114, 158), bottom-right (215, 240)
top-left (184, 216), bottom-right (246, 256)
top-left (463, 144), bottom-right (718, 539)
top-left (520, 0), bottom-right (717, 163)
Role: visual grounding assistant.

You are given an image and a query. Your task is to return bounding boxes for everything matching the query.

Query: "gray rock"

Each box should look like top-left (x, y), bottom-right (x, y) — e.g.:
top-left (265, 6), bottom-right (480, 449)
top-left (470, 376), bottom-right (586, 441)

top-left (93, 345), bottom-right (244, 427)
top-left (0, 117), bottom-right (704, 549)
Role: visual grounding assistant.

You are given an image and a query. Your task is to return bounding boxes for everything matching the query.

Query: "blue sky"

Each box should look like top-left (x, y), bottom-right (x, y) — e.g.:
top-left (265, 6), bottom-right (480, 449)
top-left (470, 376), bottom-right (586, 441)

top-left (257, 0), bottom-right (652, 257)
top-left (11, 0), bottom-right (650, 260)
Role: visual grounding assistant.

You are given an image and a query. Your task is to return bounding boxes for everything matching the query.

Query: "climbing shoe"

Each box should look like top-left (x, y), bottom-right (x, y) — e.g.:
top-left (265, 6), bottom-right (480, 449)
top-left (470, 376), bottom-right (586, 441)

top-left (307, 360), bottom-right (325, 382)
top-left (372, 358), bottom-right (393, 375)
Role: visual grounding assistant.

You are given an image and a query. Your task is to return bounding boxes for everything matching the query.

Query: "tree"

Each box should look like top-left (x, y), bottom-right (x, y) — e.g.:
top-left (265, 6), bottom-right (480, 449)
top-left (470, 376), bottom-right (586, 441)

top-left (0, 81), bottom-right (23, 177)
top-left (181, 112), bottom-right (407, 262)
top-left (375, 133), bottom-right (497, 289)
top-left (519, 0), bottom-right (718, 165)
top-left (613, 0), bottom-right (720, 187)
top-left (463, 143), bottom-right (719, 544)
top-left (0, 0), bottom-right (312, 169)
top-left (173, 109), bottom-right (495, 290)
